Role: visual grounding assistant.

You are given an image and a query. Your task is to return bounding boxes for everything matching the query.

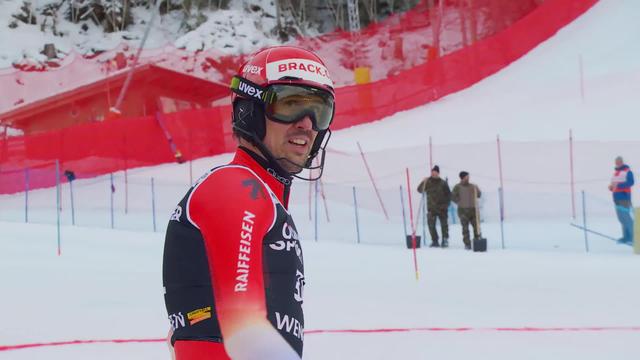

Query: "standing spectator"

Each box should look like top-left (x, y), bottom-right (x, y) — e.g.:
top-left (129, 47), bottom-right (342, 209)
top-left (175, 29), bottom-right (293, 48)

top-left (417, 165), bottom-right (451, 247)
top-left (451, 171), bottom-right (481, 250)
top-left (608, 156), bottom-right (634, 244)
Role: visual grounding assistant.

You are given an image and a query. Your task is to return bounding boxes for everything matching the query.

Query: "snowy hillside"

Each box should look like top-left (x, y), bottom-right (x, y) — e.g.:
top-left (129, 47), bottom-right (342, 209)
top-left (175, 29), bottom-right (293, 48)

top-left (0, 0), bottom-right (280, 68)
top-left (330, 0), bottom-right (640, 148)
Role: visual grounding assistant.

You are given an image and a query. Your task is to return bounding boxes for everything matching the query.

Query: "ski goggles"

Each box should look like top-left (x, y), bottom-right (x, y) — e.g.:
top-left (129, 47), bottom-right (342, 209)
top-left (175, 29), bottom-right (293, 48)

top-left (231, 77), bottom-right (335, 131)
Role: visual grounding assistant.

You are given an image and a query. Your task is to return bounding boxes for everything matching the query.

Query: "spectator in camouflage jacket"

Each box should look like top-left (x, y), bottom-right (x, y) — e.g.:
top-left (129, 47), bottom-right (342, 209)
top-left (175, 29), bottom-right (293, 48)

top-left (417, 165), bottom-right (451, 247)
top-left (451, 171), bottom-right (481, 250)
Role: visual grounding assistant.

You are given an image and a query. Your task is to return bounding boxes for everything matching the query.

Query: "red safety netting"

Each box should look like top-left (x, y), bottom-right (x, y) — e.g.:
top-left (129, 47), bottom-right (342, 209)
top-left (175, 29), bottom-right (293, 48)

top-left (328, 0), bottom-right (598, 130)
top-left (0, 0), bottom-right (541, 115)
top-left (0, 0), bottom-right (596, 194)
top-left (0, 107), bottom-right (233, 193)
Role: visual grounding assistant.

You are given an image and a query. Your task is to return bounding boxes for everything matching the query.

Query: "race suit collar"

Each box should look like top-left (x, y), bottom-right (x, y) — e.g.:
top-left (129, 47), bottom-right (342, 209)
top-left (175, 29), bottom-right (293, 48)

top-left (234, 147), bottom-right (291, 207)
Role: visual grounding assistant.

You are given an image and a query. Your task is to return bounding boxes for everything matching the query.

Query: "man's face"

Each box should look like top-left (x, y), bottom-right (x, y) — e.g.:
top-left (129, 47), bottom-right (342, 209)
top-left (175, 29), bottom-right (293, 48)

top-left (431, 170), bottom-right (439, 178)
top-left (262, 116), bottom-right (318, 173)
top-left (462, 175), bottom-right (469, 183)
top-left (615, 158), bottom-right (623, 168)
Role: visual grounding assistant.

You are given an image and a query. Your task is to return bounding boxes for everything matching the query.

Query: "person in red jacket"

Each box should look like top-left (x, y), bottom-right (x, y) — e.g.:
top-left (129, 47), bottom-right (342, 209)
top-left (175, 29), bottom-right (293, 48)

top-left (162, 46), bottom-right (336, 359)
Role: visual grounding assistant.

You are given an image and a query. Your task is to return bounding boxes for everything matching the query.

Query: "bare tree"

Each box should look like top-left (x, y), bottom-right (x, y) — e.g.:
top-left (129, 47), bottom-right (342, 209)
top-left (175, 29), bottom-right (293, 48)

top-left (458, 0), bottom-right (468, 47)
top-left (362, 0), bottom-right (377, 24)
top-left (468, 0), bottom-right (478, 44)
top-left (427, 0), bottom-right (441, 55)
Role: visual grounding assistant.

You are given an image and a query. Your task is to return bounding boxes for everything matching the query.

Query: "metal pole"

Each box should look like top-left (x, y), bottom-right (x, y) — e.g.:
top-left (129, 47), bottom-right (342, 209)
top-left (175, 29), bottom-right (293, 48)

top-left (123, 131), bottom-right (129, 215)
top-left (449, 203), bottom-right (456, 224)
top-left (308, 169), bottom-right (313, 221)
top-left (634, 208), bottom-right (640, 255)
top-left (497, 135), bottom-right (505, 220)
top-left (110, 173), bottom-right (115, 229)
top-left (582, 190), bottom-right (589, 252)
top-left (24, 167), bottom-right (29, 223)
top-left (69, 180), bottom-right (75, 226)
top-left (189, 159), bottom-right (194, 187)
top-left (569, 129), bottom-right (576, 219)
top-left (579, 54), bottom-right (585, 102)
top-left (428, 136), bottom-right (433, 171)
top-left (55, 160), bottom-right (61, 256)
top-left (422, 192), bottom-right (427, 247)
top-left (125, 168), bottom-right (129, 214)
top-left (189, 127), bottom-right (194, 187)
top-left (352, 186), bottom-right (361, 244)
top-left (111, 0), bottom-right (160, 113)
top-left (400, 185), bottom-right (408, 240)
top-left (499, 187), bottom-right (505, 249)
top-left (319, 178), bottom-right (330, 222)
top-left (151, 177), bottom-right (157, 232)
top-left (405, 168), bottom-right (420, 281)
top-left (357, 141), bottom-right (389, 220)
top-left (314, 180), bottom-right (319, 241)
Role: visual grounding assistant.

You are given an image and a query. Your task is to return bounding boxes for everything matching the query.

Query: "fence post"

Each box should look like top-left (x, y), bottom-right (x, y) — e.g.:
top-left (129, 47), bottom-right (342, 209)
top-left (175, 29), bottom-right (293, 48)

top-left (125, 168), bottom-right (129, 215)
top-left (314, 180), bottom-right (319, 242)
top-left (320, 178), bottom-right (330, 222)
top-left (189, 158), bottom-right (194, 188)
top-left (405, 168), bottom-right (420, 281)
top-left (55, 160), bottom-right (61, 256)
top-left (422, 192), bottom-right (427, 247)
top-left (357, 141), bottom-right (389, 220)
top-left (634, 208), bottom-right (640, 255)
top-left (582, 190), bottom-right (589, 253)
top-left (24, 167), bottom-right (29, 223)
top-left (449, 203), bottom-right (456, 224)
top-left (569, 129), bottom-right (576, 219)
top-left (110, 173), bottom-right (115, 229)
top-left (400, 185), bottom-right (408, 240)
top-left (151, 177), bottom-right (157, 232)
top-left (579, 54), bottom-right (585, 102)
top-left (188, 126), bottom-right (194, 187)
top-left (497, 135), bottom-right (505, 220)
top-left (352, 186), bottom-right (361, 244)
top-left (428, 136), bottom-right (433, 171)
top-left (308, 172), bottom-right (313, 221)
top-left (499, 187), bottom-right (505, 249)
top-left (69, 180), bottom-right (75, 226)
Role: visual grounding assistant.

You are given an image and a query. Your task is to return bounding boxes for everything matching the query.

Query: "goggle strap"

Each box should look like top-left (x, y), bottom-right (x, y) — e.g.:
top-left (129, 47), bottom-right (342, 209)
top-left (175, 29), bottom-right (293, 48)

top-left (230, 76), bottom-right (269, 103)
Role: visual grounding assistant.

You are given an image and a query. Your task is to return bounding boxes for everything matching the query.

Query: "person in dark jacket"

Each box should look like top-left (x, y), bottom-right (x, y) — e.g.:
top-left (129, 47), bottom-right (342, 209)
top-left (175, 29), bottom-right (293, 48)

top-left (417, 165), bottom-right (451, 247)
top-left (451, 171), bottom-right (481, 250)
top-left (608, 156), bottom-right (634, 244)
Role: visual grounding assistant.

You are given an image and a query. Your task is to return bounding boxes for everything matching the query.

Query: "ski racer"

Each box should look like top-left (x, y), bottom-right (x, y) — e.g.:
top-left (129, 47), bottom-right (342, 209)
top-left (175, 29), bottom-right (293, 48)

top-left (162, 46), bottom-right (336, 359)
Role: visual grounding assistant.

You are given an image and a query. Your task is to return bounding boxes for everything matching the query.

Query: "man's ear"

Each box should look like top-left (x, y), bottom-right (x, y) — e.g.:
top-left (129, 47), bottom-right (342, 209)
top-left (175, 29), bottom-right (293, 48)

top-left (233, 99), bottom-right (266, 140)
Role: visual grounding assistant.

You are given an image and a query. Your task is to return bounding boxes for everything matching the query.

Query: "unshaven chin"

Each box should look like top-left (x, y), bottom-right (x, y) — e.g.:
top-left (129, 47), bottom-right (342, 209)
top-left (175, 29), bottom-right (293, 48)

top-left (276, 156), bottom-right (305, 174)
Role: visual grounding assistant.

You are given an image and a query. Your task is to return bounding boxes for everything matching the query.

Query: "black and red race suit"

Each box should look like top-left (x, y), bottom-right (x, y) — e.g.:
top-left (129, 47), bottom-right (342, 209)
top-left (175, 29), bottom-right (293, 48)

top-left (163, 147), bottom-right (305, 359)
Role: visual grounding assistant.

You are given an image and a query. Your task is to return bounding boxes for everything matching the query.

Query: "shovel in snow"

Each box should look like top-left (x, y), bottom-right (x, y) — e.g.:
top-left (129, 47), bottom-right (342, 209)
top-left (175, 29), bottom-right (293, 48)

top-left (472, 185), bottom-right (487, 252)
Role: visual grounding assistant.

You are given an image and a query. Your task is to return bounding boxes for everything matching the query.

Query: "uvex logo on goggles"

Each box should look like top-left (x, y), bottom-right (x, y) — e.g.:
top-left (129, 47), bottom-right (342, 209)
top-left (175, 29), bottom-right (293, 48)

top-left (230, 77), bottom-right (266, 101)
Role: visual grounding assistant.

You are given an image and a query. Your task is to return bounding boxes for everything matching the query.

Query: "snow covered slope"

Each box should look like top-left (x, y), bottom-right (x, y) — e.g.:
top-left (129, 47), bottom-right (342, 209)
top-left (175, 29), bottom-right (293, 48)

top-left (0, 221), bottom-right (638, 360)
top-left (330, 0), bottom-right (640, 148)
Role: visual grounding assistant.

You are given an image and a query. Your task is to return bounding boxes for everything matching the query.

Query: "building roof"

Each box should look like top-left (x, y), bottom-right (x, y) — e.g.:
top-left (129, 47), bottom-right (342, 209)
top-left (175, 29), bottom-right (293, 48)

top-left (0, 64), bottom-right (230, 127)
